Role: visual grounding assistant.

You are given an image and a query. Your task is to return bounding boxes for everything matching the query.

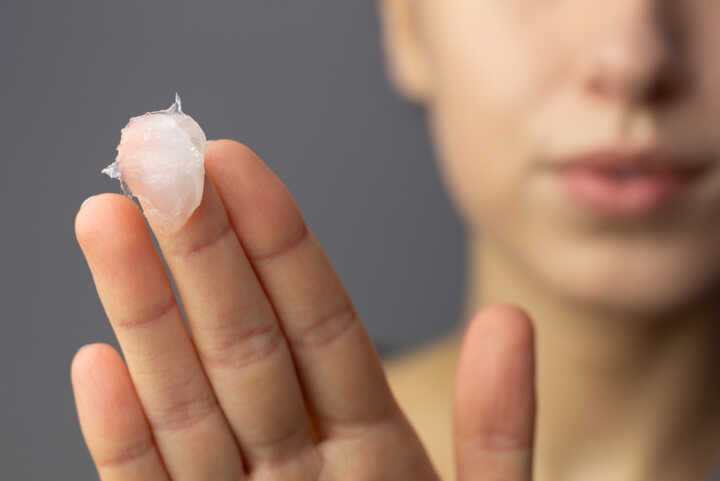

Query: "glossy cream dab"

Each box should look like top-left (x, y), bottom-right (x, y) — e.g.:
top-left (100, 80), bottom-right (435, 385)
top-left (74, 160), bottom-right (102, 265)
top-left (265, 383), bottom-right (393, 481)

top-left (102, 93), bottom-right (207, 232)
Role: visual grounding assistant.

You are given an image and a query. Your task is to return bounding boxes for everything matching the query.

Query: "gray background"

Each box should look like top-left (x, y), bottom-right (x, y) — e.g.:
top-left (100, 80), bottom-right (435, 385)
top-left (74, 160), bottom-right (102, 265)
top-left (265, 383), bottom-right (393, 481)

top-left (0, 1), bottom-right (465, 478)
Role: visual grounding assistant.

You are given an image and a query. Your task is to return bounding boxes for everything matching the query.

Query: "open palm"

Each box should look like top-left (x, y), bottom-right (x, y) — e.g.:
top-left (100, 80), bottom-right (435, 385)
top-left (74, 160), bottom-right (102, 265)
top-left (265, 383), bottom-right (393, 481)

top-left (72, 140), bottom-right (536, 481)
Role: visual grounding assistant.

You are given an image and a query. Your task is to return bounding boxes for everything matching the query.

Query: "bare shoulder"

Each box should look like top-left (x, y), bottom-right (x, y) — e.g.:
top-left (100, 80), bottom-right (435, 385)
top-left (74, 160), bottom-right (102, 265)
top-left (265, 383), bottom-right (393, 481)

top-left (382, 329), bottom-right (463, 481)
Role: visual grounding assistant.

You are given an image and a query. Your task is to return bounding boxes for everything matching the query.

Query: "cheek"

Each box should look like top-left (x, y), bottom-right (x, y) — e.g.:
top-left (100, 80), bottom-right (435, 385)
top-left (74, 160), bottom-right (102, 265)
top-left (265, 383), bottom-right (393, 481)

top-left (424, 6), bottom-right (567, 229)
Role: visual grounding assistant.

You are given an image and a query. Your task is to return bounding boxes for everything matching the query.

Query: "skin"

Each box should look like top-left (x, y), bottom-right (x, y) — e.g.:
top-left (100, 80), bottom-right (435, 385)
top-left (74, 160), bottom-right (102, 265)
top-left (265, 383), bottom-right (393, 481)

top-left (381, 0), bottom-right (720, 479)
top-left (71, 1), bottom-right (720, 481)
top-left (74, 141), bottom-right (532, 481)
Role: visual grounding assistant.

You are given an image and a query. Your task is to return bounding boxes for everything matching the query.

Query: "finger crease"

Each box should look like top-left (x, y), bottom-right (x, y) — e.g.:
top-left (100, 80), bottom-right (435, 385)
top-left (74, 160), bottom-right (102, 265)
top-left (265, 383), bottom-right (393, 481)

top-left (115, 297), bottom-right (178, 331)
top-left (463, 427), bottom-right (532, 453)
top-left (198, 322), bottom-right (285, 369)
top-left (246, 424), bottom-right (313, 468)
top-left (151, 393), bottom-right (220, 434)
top-left (289, 302), bottom-right (359, 349)
top-left (175, 222), bottom-right (235, 260)
top-left (251, 222), bottom-right (309, 264)
top-left (320, 408), bottom-right (402, 441)
top-left (95, 437), bottom-right (156, 468)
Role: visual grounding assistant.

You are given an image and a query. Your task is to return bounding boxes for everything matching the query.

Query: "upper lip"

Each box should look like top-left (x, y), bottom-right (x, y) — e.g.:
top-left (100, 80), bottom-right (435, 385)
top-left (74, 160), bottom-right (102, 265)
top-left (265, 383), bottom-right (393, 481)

top-left (556, 148), bottom-right (713, 173)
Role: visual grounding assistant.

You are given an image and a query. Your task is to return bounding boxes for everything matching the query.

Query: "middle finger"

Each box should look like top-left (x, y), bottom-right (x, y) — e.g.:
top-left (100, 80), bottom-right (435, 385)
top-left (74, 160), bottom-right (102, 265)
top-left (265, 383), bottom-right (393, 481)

top-left (144, 170), bottom-right (320, 473)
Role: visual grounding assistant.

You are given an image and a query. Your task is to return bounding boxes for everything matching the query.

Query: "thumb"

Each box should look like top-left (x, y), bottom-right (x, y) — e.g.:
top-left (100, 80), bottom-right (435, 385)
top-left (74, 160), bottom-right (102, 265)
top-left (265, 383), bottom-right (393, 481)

top-left (454, 304), bottom-right (537, 481)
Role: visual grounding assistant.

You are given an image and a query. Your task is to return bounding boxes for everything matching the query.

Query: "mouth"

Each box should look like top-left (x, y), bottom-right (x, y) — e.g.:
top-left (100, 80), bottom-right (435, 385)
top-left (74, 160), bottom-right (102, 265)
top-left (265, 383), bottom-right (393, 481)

top-left (553, 148), bottom-right (713, 217)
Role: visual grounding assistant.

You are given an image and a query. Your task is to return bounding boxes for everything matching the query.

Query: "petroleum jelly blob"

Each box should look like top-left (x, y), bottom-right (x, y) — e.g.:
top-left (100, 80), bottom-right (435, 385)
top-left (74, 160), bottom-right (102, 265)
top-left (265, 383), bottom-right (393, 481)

top-left (102, 93), bottom-right (206, 232)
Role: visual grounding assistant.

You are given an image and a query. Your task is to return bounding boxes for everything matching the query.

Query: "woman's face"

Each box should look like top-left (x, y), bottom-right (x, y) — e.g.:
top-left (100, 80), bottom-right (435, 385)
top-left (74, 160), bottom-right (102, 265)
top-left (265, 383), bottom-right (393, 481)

top-left (383, 0), bottom-right (720, 316)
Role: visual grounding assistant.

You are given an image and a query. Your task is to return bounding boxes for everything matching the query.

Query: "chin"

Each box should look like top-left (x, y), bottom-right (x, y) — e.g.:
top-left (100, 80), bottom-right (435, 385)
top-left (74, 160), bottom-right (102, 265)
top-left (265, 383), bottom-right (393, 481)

top-left (528, 236), bottom-right (720, 321)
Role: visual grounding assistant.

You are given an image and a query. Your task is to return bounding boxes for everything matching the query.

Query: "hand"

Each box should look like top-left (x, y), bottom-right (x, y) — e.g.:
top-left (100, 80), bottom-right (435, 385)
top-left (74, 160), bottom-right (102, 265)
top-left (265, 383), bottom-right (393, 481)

top-left (71, 140), bottom-right (536, 481)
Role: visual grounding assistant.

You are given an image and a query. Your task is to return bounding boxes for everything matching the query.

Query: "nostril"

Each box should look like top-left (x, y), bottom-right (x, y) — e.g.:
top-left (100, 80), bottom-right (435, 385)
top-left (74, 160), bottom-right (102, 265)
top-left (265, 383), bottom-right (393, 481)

top-left (645, 64), bottom-right (686, 105)
top-left (585, 58), bottom-right (685, 107)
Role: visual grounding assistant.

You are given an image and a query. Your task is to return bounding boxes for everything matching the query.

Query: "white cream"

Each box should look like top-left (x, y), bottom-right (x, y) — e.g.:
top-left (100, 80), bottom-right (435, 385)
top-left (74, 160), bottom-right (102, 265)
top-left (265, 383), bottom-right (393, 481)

top-left (102, 93), bottom-right (207, 232)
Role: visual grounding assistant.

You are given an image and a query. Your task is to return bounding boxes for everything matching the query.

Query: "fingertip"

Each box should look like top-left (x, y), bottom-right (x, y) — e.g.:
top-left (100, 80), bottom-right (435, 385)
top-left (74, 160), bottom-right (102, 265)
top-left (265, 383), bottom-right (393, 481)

top-left (466, 303), bottom-right (535, 353)
top-left (70, 343), bottom-right (162, 477)
top-left (203, 138), bottom-right (306, 259)
top-left (205, 138), bottom-right (259, 166)
top-left (71, 343), bottom-right (125, 427)
top-left (70, 342), bottom-right (147, 435)
top-left (80, 194), bottom-right (98, 211)
top-left (204, 138), bottom-right (279, 186)
top-left (70, 343), bottom-right (122, 392)
top-left (455, 302), bottom-right (536, 451)
top-left (75, 193), bottom-right (143, 252)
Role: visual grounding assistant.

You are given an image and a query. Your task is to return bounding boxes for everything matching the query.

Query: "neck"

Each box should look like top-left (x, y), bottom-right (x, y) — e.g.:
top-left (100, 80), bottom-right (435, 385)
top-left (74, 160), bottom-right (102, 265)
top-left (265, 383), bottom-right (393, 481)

top-left (462, 234), bottom-right (720, 481)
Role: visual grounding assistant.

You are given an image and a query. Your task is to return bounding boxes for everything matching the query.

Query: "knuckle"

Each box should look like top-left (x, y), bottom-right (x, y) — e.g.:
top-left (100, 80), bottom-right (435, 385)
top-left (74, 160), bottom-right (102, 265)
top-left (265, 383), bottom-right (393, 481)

top-left (198, 317), bottom-right (285, 369)
top-left (151, 390), bottom-right (220, 434)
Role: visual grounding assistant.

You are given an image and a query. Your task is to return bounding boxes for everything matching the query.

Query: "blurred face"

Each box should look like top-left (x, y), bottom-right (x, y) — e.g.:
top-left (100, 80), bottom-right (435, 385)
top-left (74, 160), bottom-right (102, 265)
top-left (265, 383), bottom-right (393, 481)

top-left (405, 1), bottom-right (720, 316)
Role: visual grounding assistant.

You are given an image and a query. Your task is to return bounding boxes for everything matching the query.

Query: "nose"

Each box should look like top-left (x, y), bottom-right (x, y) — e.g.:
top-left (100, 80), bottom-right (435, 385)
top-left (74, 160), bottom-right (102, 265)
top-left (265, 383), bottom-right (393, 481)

top-left (582, 0), bottom-right (684, 105)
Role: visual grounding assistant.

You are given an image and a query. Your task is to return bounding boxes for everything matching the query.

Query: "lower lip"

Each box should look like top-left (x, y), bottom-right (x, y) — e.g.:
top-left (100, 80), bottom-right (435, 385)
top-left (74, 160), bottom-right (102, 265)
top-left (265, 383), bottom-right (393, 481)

top-left (557, 166), bottom-right (700, 216)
